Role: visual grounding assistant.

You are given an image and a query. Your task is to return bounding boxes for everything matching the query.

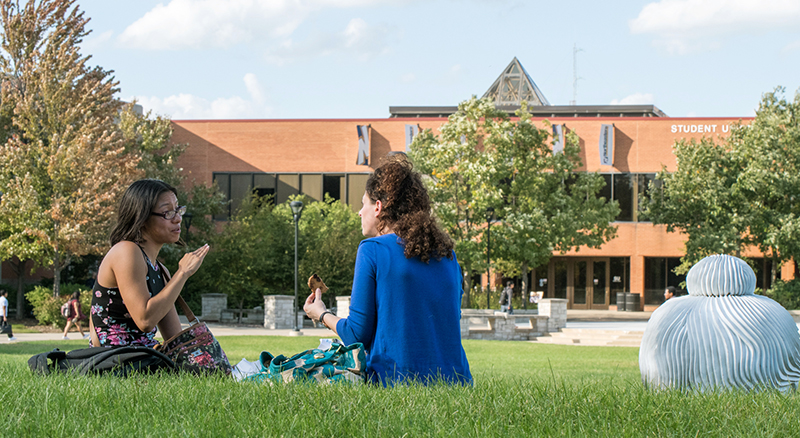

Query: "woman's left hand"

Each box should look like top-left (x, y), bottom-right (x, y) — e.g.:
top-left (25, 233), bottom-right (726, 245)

top-left (303, 288), bottom-right (326, 321)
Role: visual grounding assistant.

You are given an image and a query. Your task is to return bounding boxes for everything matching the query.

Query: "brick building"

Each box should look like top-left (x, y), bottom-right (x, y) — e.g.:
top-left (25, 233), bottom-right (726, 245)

top-left (169, 57), bottom-right (788, 311)
top-left (2, 58), bottom-right (782, 311)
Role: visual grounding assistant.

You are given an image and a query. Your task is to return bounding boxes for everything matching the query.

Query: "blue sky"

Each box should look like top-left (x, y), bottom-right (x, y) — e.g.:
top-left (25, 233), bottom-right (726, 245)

top-left (78, 0), bottom-right (800, 120)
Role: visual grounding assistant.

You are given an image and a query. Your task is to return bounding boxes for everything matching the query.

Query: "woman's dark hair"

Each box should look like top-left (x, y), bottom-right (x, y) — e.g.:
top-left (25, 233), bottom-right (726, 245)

top-left (110, 179), bottom-right (178, 246)
top-left (71, 290), bottom-right (81, 301)
top-left (366, 155), bottom-right (453, 262)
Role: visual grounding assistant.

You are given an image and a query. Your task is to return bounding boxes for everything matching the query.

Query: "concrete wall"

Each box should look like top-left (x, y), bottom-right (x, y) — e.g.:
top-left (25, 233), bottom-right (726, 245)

top-left (263, 295), bottom-right (297, 329)
top-left (201, 294), bottom-right (227, 322)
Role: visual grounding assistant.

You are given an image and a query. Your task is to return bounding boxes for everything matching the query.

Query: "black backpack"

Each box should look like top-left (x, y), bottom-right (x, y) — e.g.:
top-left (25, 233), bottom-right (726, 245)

top-left (29, 346), bottom-right (177, 376)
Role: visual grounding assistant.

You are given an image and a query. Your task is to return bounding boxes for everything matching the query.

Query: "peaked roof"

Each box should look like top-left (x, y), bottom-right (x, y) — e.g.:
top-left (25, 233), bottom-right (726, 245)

top-left (482, 57), bottom-right (549, 106)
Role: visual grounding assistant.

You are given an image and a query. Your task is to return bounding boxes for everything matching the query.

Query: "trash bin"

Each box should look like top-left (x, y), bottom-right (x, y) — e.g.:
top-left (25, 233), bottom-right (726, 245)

top-left (616, 292), bottom-right (627, 312)
top-left (625, 293), bottom-right (641, 312)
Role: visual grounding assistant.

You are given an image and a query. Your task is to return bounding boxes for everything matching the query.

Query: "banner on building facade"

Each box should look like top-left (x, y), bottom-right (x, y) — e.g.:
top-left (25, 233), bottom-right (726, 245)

top-left (405, 124), bottom-right (420, 152)
top-left (356, 125), bottom-right (370, 165)
top-left (599, 124), bottom-right (614, 166)
top-left (552, 124), bottom-right (564, 154)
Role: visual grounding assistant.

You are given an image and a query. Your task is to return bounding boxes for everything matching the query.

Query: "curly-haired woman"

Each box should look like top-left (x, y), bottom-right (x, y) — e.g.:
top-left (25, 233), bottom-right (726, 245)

top-left (304, 155), bottom-right (472, 385)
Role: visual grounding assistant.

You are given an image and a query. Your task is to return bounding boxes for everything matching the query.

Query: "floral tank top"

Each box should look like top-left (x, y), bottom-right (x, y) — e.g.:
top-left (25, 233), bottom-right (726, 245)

top-left (90, 247), bottom-right (166, 347)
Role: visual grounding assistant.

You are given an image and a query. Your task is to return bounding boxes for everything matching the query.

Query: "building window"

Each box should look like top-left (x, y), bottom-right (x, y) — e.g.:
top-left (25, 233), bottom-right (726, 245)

top-left (600, 173), bottom-right (634, 222)
top-left (750, 258), bottom-right (775, 292)
top-left (212, 172), bottom-right (370, 219)
top-left (609, 257), bottom-right (630, 304)
top-left (644, 257), bottom-right (685, 305)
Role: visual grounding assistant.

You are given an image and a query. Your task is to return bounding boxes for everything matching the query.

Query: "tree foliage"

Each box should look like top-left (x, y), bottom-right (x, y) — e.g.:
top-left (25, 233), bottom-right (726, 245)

top-left (642, 87), bottom-right (800, 276)
top-left (293, 195), bottom-right (365, 306)
top-left (0, 0), bottom-right (140, 296)
top-left (190, 195), bottom-right (294, 321)
top-left (189, 195), bottom-right (363, 319)
top-left (409, 97), bottom-right (619, 305)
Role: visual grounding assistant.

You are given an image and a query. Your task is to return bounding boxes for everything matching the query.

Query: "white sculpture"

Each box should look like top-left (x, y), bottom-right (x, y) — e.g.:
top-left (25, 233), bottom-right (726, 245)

top-left (639, 254), bottom-right (800, 392)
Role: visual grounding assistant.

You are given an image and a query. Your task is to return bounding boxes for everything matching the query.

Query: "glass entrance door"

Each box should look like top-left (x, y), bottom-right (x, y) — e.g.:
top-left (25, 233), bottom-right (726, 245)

top-left (547, 257), bottom-right (610, 310)
top-left (592, 260), bottom-right (609, 309)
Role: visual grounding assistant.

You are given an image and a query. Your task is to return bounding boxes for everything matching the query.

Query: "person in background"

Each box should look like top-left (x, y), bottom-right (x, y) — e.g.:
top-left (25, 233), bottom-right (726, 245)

top-left (1, 290), bottom-right (17, 341)
top-left (304, 155), bottom-right (472, 386)
top-left (499, 281), bottom-right (514, 313)
top-left (664, 286), bottom-right (677, 301)
top-left (89, 179), bottom-right (209, 348)
top-left (62, 290), bottom-right (89, 340)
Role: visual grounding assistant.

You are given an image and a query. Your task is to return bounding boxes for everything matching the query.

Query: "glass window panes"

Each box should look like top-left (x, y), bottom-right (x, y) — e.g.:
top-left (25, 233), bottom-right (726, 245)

top-left (254, 174), bottom-right (275, 204)
top-left (323, 175), bottom-right (345, 203)
top-left (553, 261), bottom-right (567, 299)
top-left (301, 174), bottom-right (322, 202)
top-left (277, 174), bottom-right (300, 204)
top-left (609, 257), bottom-right (630, 304)
top-left (230, 174), bottom-right (252, 216)
top-left (644, 257), bottom-right (685, 305)
top-left (600, 174), bottom-right (612, 203)
top-left (213, 173), bottom-right (230, 220)
top-left (614, 174), bottom-right (633, 221)
top-left (347, 174), bottom-right (370, 212)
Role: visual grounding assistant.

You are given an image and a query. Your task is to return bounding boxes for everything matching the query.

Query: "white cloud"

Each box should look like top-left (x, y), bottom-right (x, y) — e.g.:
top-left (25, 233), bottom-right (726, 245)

top-left (400, 73), bottom-right (416, 82)
top-left (82, 30), bottom-right (114, 53)
top-left (630, 0), bottom-right (800, 54)
top-left (133, 74), bottom-right (272, 119)
top-left (610, 93), bottom-right (655, 105)
top-left (119, 0), bottom-right (307, 50)
top-left (243, 73), bottom-right (265, 105)
top-left (118, 0), bottom-right (413, 51)
top-left (782, 40), bottom-right (800, 54)
top-left (264, 18), bottom-right (392, 64)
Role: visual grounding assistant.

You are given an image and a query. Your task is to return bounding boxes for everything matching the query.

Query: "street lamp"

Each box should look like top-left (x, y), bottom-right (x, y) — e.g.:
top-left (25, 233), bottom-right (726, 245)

top-left (485, 206), bottom-right (494, 309)
top-left (290, 200), bottom-right (304, 333)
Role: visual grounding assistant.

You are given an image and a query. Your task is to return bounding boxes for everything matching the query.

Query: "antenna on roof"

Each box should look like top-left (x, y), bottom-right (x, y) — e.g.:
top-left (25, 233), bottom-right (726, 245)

top-left (571, 43), bottom-right (583, 105)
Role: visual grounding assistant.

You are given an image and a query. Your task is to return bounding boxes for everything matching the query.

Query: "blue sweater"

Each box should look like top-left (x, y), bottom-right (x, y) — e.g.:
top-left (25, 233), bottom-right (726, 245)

top-left (336, 233), bottom-right (472, 385)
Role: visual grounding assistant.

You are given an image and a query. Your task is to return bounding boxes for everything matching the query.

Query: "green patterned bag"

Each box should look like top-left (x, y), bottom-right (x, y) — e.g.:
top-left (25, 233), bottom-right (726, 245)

top-left (245, 342), bottom-right (365, 385)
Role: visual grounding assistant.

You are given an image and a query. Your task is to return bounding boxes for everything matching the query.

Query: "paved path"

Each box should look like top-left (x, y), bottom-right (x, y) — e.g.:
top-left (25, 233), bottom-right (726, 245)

top-left (4, 308), bottom-right (799, 344)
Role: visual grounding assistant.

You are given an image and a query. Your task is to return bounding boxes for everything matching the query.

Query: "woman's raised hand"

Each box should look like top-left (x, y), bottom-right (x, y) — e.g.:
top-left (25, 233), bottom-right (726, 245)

top-left (178, 244), bottom-right (210, 277)
top-left (303, 288), bottom-right (326, 321)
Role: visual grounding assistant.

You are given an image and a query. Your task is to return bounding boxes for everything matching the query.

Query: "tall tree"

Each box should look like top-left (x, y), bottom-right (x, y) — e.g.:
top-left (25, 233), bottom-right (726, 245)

top-left (409, 97), bottom-right (619, 307)
top-left (409, 97), bottom-right (508, 306)
top-left (492, 103), bottom-right (619, 304)
top-left (642, 87), bottom-right (800, 278)
top-left (0, 0), bottom-right (140, 297)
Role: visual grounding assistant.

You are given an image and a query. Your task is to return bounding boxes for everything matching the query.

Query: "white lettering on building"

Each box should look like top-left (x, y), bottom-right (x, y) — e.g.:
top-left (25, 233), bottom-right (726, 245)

top-left (670, 124), bottom-right (719, 134)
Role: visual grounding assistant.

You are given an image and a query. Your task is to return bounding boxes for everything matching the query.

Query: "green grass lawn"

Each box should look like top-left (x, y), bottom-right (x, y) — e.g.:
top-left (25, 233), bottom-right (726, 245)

top-left (1, 337), bottom-right (798, 437)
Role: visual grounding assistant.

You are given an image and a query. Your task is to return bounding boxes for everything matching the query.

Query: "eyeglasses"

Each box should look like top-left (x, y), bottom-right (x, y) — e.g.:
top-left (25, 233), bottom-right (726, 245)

top-left (150, 205), bottom-right (187, 220)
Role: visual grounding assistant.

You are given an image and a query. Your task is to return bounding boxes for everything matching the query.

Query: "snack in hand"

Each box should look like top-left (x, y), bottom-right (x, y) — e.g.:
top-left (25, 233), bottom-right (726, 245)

top-left (308, 274), bottom-right (329, 294)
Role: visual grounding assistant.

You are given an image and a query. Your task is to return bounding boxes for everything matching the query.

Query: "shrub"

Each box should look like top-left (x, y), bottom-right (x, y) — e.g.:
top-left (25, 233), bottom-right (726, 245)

top-left (26, 284), bottom-right (92, 327)
top-left (763, 280), bottom-right (800, 310)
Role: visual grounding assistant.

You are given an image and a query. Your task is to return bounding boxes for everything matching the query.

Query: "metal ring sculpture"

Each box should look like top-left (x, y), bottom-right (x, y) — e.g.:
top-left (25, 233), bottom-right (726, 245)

top-left (639, 254), bottom-right (800, 392)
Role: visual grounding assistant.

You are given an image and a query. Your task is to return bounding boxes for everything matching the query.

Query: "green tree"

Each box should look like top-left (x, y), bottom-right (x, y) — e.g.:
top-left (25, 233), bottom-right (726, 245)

top-left (191, 195), bottom-right (294, 322)
top-left (0, 0), bottom-right (140, 297)
top-left (409, 97), bottom-right (508, 306)
top-left (642, 88), bottom-right (800, 278)
top-left (292, 195), bottom-right (365, 307)
top-left (410, 97), bottom-right (619, 308)
top-left (492, 103), bottom-right (619, 304)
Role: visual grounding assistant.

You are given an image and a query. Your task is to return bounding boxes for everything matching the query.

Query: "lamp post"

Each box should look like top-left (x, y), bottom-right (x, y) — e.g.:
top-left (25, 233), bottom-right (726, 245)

top-left (290, 201), bottom-right (304, 333)
top-left (485, 207), bottom-right (494, 309)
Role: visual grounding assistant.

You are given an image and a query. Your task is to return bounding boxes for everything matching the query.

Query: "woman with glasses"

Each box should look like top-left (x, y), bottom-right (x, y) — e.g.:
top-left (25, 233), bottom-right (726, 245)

top-left (89, 179), bottom-right (210, 347)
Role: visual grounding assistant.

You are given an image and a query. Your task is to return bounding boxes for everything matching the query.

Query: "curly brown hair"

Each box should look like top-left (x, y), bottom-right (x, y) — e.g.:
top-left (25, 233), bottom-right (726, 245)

top-left (366, 155), bottom-right (454, 262)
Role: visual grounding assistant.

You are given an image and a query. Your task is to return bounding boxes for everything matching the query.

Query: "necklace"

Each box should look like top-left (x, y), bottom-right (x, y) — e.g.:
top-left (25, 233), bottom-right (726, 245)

top-left (140, 248), bottom-right (160, 272)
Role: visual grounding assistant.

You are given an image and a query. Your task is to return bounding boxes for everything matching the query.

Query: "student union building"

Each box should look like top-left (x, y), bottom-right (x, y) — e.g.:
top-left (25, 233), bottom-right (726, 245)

top-left (171, 58), bottom-right (786, 312)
